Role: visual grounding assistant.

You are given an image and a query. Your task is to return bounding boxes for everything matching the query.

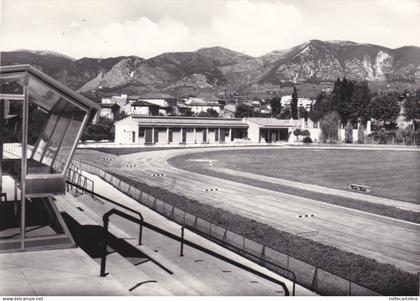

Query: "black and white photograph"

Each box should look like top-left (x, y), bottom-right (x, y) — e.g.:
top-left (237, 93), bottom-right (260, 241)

top-left (0, 0), bottom-right (419, 298)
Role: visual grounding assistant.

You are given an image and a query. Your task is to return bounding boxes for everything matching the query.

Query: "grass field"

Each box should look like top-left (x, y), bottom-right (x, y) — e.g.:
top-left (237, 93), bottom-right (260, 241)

top-left (170, 148), bottom-right (420, 204)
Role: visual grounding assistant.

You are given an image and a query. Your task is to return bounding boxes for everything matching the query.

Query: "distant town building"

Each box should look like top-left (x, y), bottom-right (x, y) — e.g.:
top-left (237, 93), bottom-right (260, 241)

top-left (183, 97), bottom-right (224, 115)
top-left (280, 95), bottom-right (314, 111)
top-left (128, 100), bottom-right (160, 116)
top-left (98, 103), bottom-right (120, 120)
top-left (124, 93), bottom-right (177, 116)
top-left (135, 93), bottom-right (177, 108)
top-left (101, 94), bottom-right (128, 108)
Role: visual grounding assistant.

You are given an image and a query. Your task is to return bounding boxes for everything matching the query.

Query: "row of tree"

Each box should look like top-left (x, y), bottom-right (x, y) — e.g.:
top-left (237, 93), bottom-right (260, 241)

top-left (311, 78), bottom-right (420, 130)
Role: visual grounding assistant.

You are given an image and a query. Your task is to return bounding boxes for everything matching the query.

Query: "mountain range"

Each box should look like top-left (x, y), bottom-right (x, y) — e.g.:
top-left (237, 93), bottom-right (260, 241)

top-left (1, 40), bottom-right (420, 100)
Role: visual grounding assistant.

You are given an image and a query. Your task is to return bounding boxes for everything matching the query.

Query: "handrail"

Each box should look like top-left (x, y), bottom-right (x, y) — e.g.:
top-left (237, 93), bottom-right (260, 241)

top-left (67, 181), bottom-right (292, 295)
top-left (66, 181), bottom-right (141, 217)
top-left (99, 207), bottom-right (290, 296)
top-left (100, 208), bottom-right (144, 277)
top-left (184, 224), bottom-right (296, 296)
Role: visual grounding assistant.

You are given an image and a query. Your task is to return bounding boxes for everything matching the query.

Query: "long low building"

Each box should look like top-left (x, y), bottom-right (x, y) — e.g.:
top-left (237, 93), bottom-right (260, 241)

top-left (115, 116), bottom-right (250, 144)
top-left (114, 116), bottom-right (301, 145)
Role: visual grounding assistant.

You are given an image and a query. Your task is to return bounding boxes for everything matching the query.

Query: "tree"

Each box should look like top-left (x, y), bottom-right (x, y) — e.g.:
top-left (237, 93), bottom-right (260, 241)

top-left (234, 103), bottom-right (255, 118)
top-left (319, 111), bottom-right (340, 143)
top-left (279, 106), bottom-right (291, 119)
top-left (293, 128), bottom-right (302, 140)
top-left (352, 81), bottom-right (371, 124)
top-left (291, 87), bottom-right (298, 119)
top-left (270, 97), bottom-right (281, 117)
top-left (310, 92), bottom-right (333, 122)
top-left (403, 90), bottom-right (420, 130)
top-left (298, 106), bottom-right (307, 120)
top-left (331, 78), bottom-right (371, 124)
top-left (302, 129), bottom-right (310, 137)
top-left (344, 123), bottom-right (353, 144)
top-left (198, 108), bottom-right (219, 117)
top-left (81, 117), bottom-right (114, 141)
top-left (369, 92), bottom-right (401, 129)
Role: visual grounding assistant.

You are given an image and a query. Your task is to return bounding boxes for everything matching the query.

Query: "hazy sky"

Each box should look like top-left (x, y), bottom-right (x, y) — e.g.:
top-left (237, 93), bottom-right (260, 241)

top-left (0, 0), bottom-right (419, 59)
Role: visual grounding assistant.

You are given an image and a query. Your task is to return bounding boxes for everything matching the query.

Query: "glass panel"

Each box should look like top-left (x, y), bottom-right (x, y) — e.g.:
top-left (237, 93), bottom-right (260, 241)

top-left (32, 114), bottom-right (59, 161)
top-left (0, 73), bottom-right (25, 95)
top-left (0, 97), bottom-right (23, 251)
top-left (40, 113), bottom-right (71, 168)
top-left (27, 75), bottom-right (61, 111)
top-left (53, 105), bottom-right (86, 172)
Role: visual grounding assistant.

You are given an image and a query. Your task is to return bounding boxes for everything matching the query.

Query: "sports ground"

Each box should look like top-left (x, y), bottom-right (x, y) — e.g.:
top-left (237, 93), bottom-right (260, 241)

top-left (75, 145), bottom-right (420, 277)
top-left (170, 147), bottom-right (420, 204)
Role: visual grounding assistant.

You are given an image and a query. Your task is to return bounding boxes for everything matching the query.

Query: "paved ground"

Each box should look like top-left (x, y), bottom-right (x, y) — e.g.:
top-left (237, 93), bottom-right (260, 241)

top-left (0, 248), bottom-right (129, 295)
top-left (55, 173), bottom-right (309, 296)
top-left (74, 146), bottom-right (420, 273)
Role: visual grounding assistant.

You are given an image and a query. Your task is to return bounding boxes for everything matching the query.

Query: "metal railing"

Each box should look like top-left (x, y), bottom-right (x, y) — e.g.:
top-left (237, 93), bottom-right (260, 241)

top-left (100, 208), bottom-right (144, 277)
top-left (66, 166), bottom-right (94, 197)
top-left (184, 224), bottom-right (297, 296)
top-left (98, 207), bottom-right (290, 295)
top-left (69, 160), bottom-right (382, 296)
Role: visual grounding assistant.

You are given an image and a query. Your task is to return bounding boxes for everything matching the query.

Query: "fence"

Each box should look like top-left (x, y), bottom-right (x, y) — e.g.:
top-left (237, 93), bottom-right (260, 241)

top-left (70, 160), bottom-right (381, 296)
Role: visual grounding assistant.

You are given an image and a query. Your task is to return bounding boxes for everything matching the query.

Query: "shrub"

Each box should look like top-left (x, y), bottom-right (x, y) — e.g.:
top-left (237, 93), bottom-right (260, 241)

top-left (293, 128), bottom-right (303, 140)
top-left (302, 136), bottom-right (313, 143)
top-left (344, 123), bottom-right (353, 143)
top-left (395, 129), bottom-right (404, 144)
top-left (375, 128), bottom-right (389, 144)
top-left (302, 129), bottom-right (310, 137)
top-left (357, 124), bottom-right (365, 144)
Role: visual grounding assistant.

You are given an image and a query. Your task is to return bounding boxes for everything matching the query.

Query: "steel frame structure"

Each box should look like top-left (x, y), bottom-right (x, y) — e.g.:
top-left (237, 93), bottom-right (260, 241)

top-left (0, 65), bottom-right (98, 251)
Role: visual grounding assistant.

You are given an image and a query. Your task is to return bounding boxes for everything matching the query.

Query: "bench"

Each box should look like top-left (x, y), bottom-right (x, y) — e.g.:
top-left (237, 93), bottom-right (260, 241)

top-left (349, 184), bottom-right (371, 193)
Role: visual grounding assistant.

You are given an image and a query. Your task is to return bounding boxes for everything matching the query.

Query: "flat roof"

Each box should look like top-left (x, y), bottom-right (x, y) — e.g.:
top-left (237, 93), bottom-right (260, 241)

top-left (100, 103), bottom-right (120, 108)
top-left (0, 64), bottom-right (100, 112)
top-left (116, 116), bottom-right (248, 128)
top-left (131, 100), bottom-right (161, 107)
top-left (245, 117), bottom-right (297, 128)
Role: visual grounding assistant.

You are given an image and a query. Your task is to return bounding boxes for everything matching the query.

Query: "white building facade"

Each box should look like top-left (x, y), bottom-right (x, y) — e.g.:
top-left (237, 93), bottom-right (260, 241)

top-left (114, 116), bottom-right (248, 145)
top-left (114, 116), bottom-right (372, 145)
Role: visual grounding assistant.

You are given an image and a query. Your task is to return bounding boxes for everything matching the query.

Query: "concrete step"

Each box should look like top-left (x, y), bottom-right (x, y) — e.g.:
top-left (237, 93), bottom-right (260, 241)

top-left (98, 251), bottom-right (173, 296)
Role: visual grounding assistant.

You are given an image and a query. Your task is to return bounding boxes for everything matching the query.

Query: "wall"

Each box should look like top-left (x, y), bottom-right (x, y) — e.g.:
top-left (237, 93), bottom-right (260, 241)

top-left (115, 123), bottom-right (138, 144)
top-left (131, 106), bottom-right (150, 116)
top-left (190, 105), bottom-right (221, 114)
top-left (156, 129), bottom-right (168, 144)
top-left (99, 108), bottom-right (114, 120)
top-left (246, 121), bottom-right (261, 143)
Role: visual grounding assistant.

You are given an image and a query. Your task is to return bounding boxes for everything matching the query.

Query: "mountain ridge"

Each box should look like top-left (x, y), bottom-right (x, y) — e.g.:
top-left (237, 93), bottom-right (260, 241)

top-left (1, 40), bottom-right (419, 98)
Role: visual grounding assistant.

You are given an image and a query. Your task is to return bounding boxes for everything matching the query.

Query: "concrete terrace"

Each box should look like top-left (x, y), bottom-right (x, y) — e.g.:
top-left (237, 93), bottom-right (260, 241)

top-left (0, 170), bottom-right (311, 296)
top-left (53, 171), bottom-right (312, 296)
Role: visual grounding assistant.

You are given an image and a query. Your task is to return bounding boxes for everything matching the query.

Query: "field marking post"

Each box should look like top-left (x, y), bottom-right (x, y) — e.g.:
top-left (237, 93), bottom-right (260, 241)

top-left (170, 207), bottom-right (174, 220)
top-left (312, 267), bottom-right (318, 291)
top-left (180, 226), bottom-right (185, 257)
top-left (348, 281), bottom-right (352, 296)
top-left (260, 245), bottom-right (266, 266)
